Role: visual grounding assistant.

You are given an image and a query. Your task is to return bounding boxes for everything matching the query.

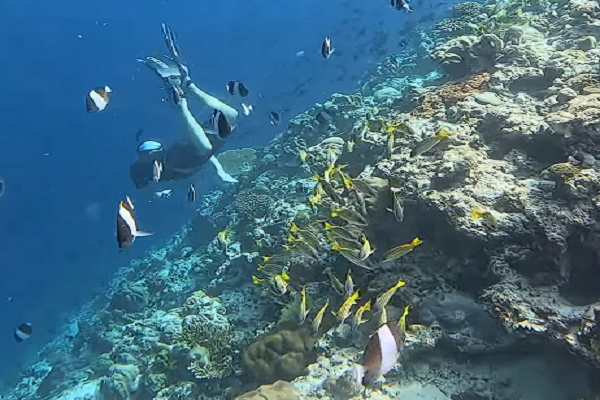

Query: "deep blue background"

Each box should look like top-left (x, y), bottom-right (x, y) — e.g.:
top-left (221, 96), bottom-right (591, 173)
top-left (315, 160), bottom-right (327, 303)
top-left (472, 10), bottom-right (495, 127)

top-left (0, 0), bottom-right (454, 387)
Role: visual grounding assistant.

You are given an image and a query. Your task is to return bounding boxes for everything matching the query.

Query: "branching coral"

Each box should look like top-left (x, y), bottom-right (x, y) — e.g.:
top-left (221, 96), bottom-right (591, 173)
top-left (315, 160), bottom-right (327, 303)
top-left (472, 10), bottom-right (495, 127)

top-left (175, 315), bottom-right (239, 380)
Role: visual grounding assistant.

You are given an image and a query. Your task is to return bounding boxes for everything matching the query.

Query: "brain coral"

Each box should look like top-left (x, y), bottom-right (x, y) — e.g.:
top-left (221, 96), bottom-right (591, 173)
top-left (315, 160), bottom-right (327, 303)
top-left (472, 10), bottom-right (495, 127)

top-left (234, 190), bottom-right (273, 219)
top-left (242, 325), bottom-right (316, 384)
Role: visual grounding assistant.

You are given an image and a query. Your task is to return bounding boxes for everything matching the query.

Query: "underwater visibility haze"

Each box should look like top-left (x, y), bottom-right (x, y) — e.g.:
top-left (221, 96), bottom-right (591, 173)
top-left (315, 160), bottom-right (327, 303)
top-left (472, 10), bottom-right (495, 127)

top-left (2, 0), bottom-right (600, 398)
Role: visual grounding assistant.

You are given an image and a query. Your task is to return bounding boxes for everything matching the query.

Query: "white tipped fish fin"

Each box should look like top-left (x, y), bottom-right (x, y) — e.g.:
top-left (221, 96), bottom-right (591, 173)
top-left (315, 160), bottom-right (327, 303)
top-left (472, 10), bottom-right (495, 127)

top-left (209, 155), bottom-right (239, 183)
top-left (135, 231), bottom-right (153, 237)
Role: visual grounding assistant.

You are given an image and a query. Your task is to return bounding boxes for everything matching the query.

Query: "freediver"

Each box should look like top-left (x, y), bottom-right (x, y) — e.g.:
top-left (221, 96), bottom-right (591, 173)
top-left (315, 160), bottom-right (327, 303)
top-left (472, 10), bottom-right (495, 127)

top-left (130, 23), bottom-right (239, 189)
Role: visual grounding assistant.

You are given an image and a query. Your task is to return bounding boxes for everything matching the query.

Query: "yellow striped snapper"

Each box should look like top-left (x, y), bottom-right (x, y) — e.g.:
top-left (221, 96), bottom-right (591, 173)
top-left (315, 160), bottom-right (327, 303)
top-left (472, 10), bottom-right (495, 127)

top-left (410, 127), bottom-right (455, 157)
top-left (399, 305), bottom-right (412, 334)
top-left (257, 263), bottom-right (287, 277)
top-left (337, 291), bottom-right (360, 323)
top-left (359, 235), bottom-right (375, 261)
top-left (217, 228), bottom-right (234, 250)
top-left (380, 306), bottom-right (388, 325)
top-left (324, 267), bottom-right (345, 295)
top-left (299, 287), bottom-right (310, 324)
top-left (331, 207), bottom-right (368, 226)
top-left (290, 223), bottom-right (320, 250)
top-left (352, 300), bottom-right (371, 330)
top-left (313, 299), bottom-right (330, 334)
top-left (387, 187), bottom-right (405, 223)
top-left (344, 270), bottom-right (355, 297)
top-left (324, 222), bottom-right (360, 243)
top-left (375, 279), bottom-right (406, 312)
top-left (331, 242), bottom-right (373, 270)
top-left (383, 237), bottom-right (423, 262)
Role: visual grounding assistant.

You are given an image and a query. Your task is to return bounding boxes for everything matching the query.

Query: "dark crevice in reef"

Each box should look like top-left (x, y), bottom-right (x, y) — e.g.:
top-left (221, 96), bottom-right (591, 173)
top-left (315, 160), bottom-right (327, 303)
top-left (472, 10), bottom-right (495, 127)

top-left (559, 232), bottom-right (600, 305)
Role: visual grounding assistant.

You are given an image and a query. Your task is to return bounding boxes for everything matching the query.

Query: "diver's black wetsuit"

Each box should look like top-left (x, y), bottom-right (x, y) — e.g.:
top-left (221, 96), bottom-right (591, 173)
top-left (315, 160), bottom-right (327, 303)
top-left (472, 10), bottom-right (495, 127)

top-left (130, 139), bottom-right (219, 189)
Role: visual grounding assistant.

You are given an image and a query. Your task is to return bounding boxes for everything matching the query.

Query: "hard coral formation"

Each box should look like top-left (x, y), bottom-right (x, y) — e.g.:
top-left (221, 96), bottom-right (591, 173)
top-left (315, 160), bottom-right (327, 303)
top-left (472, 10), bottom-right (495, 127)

top-left (175, 291), bottom-right (243, 380)
top-left (243, 325), bottom-right (316, 384)
top-left (234, 189), bottom-right (274, 220)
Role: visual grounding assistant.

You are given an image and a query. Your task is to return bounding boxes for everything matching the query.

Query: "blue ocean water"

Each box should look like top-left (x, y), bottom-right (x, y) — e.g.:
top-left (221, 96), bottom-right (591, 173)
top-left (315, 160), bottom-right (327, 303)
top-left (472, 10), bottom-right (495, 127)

top-left (0, 0), bottom-right (460, 388)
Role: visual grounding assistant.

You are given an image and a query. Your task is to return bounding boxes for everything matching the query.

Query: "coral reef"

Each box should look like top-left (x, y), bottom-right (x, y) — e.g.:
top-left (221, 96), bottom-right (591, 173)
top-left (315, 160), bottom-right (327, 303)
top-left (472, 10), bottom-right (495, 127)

top-left (7, 0), bottom-right (600, 399)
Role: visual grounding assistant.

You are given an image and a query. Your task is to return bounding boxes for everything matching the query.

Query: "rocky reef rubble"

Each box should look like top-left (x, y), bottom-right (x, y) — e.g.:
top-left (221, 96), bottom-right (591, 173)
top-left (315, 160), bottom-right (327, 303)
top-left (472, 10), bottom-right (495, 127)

top-left (6, 0), bottom-right (600, 399)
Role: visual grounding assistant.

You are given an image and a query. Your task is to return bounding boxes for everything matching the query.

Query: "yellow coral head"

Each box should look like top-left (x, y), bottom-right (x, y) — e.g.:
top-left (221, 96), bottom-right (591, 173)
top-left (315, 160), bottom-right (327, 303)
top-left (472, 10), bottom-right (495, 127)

top-left (331, 210), bottom-right (340, 218)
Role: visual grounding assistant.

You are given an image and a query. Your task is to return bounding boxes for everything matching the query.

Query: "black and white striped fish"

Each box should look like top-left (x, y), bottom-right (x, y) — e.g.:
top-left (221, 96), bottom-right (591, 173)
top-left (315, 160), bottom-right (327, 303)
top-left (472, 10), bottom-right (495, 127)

top-left (362, 322), bottom-right (404, 385)
top-left (86, 86), bottom-right (112, 113)
top-left (187, 184), bottom-right (197, 203)
top-left (321, 37), bottom-right (334, 59)
top-left (152, 160), bottom-right (163, 182)
top-left (14, 323), bottom-right (33, 343)
top-left (226, 80), bottom-right (249, 97)
top-left (117, 196), bottom-right (152, 249)
top-left (211, 110), bottom-right (234, 139)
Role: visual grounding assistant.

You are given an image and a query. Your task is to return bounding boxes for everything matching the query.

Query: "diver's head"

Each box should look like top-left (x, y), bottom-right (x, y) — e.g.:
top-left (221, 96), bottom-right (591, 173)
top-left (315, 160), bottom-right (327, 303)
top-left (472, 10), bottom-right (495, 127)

top-left (137, 140), bottom-right (165, 162)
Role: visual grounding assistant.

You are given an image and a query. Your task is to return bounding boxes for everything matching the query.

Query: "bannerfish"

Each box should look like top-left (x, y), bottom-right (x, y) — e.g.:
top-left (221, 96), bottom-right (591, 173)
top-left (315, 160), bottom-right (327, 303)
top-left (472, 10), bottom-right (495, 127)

top-left (152, 160), bottom-right (163, 182)
top-left (242, 103), bottom-right (254, 116)
top-left (14, 323), bottom-right (33, 343)
top-left (153, 189), bottom-right (172, 199)
top-left (269, 111), bottom-right (280, 126)
top-left (86, 86), bottom-right (112, 113)
top-left (0, 176), bottom-right (4, 197)
top-left (187, 184), bottom-right (197, 203)
top-left (116, 196), bottom-right (152, 249)
top-left (391, 0), bottom-right (411, 11)
top-left (211, 109), bottom-right (234, 139)
top-left (322, 36), bottom-right (334, 59)
top-left (226, 80), bottom-right (249, 97)
top-left (362, 322), bottom-right (404, 385)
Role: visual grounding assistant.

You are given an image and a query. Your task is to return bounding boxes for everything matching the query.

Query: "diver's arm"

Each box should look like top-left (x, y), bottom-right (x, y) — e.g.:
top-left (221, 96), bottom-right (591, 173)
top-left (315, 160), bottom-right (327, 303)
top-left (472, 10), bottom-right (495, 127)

top-left (208, 155), bottom-right (238, 183)
top-left (187, 83), bottom-right (239, 125)
top-left (178, 98), bottom-right (213, 152)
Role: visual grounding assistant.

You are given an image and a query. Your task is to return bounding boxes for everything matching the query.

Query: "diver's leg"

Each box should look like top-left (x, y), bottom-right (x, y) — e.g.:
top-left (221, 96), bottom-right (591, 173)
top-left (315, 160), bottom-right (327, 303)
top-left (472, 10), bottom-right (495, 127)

top-left (208, 155), bottom-right (238, 183)
top-left (178, 98), bottom-right (213, 152)
top-left (187, 83), bottom-right (239, 124)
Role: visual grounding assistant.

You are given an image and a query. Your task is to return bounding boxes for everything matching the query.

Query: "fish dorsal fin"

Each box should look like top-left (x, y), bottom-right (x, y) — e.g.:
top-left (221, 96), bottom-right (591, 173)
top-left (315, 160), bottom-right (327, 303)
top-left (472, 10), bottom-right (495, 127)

top-left (135, 231), bottom-right (153, 237)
